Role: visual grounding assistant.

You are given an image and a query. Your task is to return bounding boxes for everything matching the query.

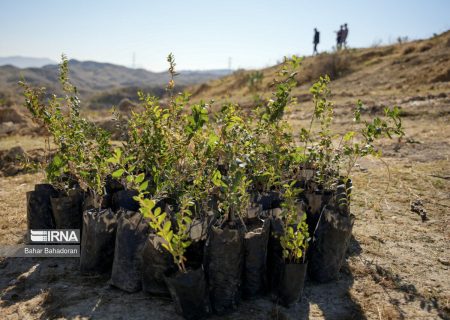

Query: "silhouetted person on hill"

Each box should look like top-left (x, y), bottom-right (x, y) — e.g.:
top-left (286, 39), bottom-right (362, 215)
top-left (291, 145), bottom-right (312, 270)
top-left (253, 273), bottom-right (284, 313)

top-left (336, 25), bottom-right (344, 50)
top-left (342, 23), bottom-right (349, 48)
top-left (313, 28), bottom-right (320, 55)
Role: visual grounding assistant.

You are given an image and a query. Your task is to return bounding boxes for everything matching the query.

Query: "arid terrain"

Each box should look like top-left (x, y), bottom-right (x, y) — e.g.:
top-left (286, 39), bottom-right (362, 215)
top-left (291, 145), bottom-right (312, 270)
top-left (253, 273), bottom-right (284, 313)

top-left (0, 31), bottom-right (449, 319)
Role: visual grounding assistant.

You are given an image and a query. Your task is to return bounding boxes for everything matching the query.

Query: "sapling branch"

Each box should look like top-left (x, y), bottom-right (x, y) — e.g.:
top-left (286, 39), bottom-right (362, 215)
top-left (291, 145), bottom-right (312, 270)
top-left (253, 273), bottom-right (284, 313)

top-left (109, 148), bottom-right (193, 273)
top-left (279, 181), bottom-right (309, 264)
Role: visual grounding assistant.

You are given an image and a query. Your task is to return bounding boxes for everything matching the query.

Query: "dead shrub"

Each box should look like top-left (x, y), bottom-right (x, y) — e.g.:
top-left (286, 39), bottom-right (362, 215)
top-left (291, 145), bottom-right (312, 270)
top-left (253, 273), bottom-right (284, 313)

top-left (0, 107), bottom-right (25, 123)
top-left (402, 46), bottom-right (415, 55)
top-left (229, 69), bottom-right (248, 90)
top-left (431, 68), bottom-right (450, 83)
top-left (0, 91), bottom-right (14, 107)
top-left (306, 52), bottom-right (351, 81)
top-left (419, 43), bottom-right (432, 52)
top-left (117, 98), bottom-right (136, 114)
top-left (361, 47), bottom-right (394, 61)
top-left (191, 83), bottom-right (211, 96)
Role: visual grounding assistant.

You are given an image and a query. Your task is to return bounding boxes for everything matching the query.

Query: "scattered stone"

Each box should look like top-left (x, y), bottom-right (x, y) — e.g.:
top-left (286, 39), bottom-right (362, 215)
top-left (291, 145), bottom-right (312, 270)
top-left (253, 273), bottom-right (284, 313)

top-left (0, 106), bottom-right (25, 123)
top-left (406, 137), bottom-right (422, 144)
top-left (0, 147), bottom-right (47, 177)
top-left (3, 146), bottom-right (26, 161)
top-left (430, 174), bottom-right (450, 180)
top-left (355, 164), bottom-right (368, 172)
top-left (0, 121), bottom-right (17, 135)
top-left (0, 147), bottom-right (28, 177)
top-left (437, 258), bottom-right (450, 266)
top-left (10, 293), bottom-right (19, 300)
top-left (410, 199), bottom-right (428, 222)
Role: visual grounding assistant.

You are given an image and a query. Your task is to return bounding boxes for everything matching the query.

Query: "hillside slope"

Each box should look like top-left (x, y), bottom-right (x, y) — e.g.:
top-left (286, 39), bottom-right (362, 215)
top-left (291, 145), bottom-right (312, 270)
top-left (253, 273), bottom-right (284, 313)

top-left (188, 31), bottom-right (450, 110)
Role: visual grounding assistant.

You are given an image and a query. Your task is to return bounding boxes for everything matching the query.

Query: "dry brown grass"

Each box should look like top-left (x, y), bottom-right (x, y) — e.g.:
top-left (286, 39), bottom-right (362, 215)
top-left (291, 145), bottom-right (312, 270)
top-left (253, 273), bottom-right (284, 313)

top-left (303, 51), bottom-right (351, 81)
top-left (0, 172), bottom-right (44, 244)
top-left (0, 135), bottom-right (53, 151)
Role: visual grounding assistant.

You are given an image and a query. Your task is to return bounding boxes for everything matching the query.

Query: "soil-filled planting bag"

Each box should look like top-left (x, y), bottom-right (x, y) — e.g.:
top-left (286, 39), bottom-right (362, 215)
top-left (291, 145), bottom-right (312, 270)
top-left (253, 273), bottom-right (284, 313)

top-left (141, 234), bottom-right (177, 297)
top-left (305, 190), bottom-right (330, 236)
top-left (164, 268), bottom-right (211, 320)
top-left (80, 208), bottom-right (118, 274)
top-left (256, 191), bottom-right (282, 211)
top-left (51, 189), bottom-right (84, 229)
top-left (184, 218), bottom-right (208, 270)
top-left (267, 208), bottom-right (283, 292)
top-left (103, 176), bottom-right (124, 208)
top-left (111, 189), bottom-right (139, 212)
top-left (110, 210), bottom-right (150, 292)
top-left (335, 178), bottom-right (352, 215)
top-left (308, 207), bottom-right (355, 283)
top-left (246, 201), bottom-right (263, 220)
top-left (105, 175), bottom-right (124, 195)
top-left (82, 192), bottom-right (114, 212)
top-left (273, 257), bottom-right (308, 308)
top-left (205, 225), bottom-right (244, 315)
top-left (243, 219), bottom-right (270, 298)
top-left (26, 184), bottom-right (58, 230)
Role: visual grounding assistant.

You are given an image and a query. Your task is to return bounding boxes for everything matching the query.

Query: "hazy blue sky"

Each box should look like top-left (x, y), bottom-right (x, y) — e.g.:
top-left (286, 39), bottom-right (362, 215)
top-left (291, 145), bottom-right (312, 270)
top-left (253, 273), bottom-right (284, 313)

top-left (1, 0), bottom-right (449, 71)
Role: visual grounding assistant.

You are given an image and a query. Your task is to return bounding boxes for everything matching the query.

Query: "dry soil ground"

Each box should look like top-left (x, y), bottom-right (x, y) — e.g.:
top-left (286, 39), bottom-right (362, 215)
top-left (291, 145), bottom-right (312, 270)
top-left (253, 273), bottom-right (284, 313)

top-left (1, 35), bottom-right (450, 319)
top-left (1, 94), bottom-right (449, 320)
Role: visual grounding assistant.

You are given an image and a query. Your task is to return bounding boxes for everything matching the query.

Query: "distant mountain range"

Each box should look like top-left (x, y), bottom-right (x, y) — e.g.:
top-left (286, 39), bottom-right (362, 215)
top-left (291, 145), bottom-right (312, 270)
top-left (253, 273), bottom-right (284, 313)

top-left (0, 56), bottom-right (57, 68)
top-left (0, 57), bottom-right (232, 108)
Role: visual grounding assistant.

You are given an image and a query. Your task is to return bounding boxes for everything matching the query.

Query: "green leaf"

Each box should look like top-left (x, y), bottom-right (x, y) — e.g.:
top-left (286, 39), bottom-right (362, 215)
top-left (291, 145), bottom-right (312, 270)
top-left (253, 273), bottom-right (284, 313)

top-left (52, 155), bottom-right (63, 167)
top-left (107, 157), bottom-right (118, 164)
top-left (212, 169), bottom-right (226, 188)
top-left (182, 241), bottom-right (192, 248)
top-left (80, 171), bottom-right (89, 178)
top-left (135, 173), bottom-right (145, 184)
top-left (112, 169), bottom-right (124, 178)
top-left (343, 131), bottom-right (355, 142)
top-left (115, 148), bottom-right (122, 158)
top-left (166, 230), bottom-right (173, 242)
top-left (139, 180), bottom-right (148, 192)
top-left (183, 216), bottom-right (192, 224)
top-left (142, 199), bottom-right (155, 211)
top-left (163, 221), bottom-right (172, 234)
top-left (207, 133), bottom-right (219, 148)
top-left (157, 212), bottom-right (166, 225)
